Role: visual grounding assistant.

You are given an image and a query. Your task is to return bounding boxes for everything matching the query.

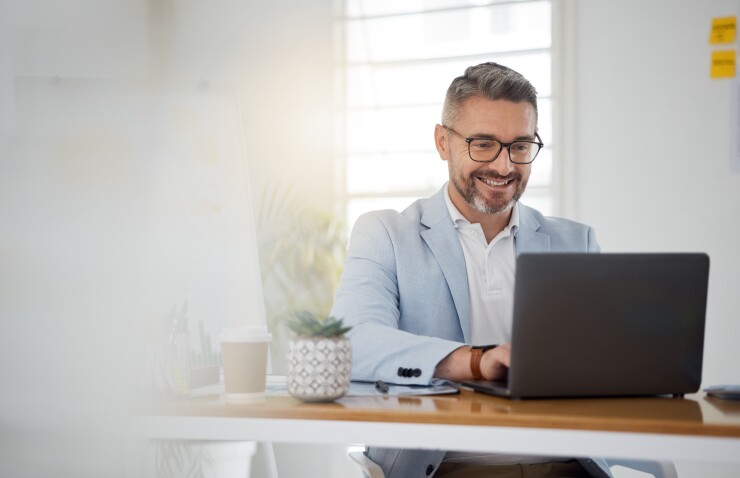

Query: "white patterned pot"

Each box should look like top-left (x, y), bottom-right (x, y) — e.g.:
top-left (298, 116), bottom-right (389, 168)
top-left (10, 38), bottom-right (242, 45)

top-left (287, 336), bottom-right (352, 402)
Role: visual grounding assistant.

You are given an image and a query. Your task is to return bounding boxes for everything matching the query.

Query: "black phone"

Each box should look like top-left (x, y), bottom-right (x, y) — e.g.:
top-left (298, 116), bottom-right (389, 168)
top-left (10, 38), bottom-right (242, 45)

top-left (704, 385), bottom-right (740, 400)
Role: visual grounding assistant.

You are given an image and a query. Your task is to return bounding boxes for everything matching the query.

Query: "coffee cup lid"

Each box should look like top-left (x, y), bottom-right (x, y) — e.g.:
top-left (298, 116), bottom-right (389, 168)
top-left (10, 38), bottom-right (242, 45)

top-left (220, 325), bottom-right (271, 342)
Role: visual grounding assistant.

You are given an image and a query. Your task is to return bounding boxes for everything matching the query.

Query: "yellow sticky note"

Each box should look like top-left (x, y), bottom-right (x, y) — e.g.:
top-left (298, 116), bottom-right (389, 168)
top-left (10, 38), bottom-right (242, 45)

top-left (710, 16), bottom-right (737, 44)
top-left (711, 50), bottom-right (736, 78)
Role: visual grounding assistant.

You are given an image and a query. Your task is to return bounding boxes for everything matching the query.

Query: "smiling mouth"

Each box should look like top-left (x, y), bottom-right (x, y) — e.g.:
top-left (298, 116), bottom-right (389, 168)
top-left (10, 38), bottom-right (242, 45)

top-left (478, 176), bottom-right (514, 187)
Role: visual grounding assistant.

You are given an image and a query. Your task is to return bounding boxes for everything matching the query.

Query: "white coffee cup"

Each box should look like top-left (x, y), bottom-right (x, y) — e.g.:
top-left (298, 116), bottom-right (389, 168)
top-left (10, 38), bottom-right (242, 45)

top-left (220, 326), bottom-right (271, 403)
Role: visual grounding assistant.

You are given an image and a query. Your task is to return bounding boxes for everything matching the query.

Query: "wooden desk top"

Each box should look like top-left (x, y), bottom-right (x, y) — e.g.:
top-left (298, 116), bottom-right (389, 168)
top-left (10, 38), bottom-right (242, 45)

top-left (141, 388), bottom-right (740, 439)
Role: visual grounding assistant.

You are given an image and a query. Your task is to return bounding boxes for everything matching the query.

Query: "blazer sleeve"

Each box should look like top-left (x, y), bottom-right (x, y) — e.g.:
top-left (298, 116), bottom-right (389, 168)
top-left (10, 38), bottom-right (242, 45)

top-left (330, 213), bottom-right (462, 385)
top-left (587, 226), bottom-right (600, 253)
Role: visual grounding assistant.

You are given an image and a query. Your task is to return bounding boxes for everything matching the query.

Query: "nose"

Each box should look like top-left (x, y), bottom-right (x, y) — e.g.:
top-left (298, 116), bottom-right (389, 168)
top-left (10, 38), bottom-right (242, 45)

top-left (488, 146), bottom-right (514, 176)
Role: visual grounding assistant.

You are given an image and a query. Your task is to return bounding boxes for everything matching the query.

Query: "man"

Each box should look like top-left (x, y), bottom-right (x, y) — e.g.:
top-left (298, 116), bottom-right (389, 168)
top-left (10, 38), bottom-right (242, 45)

top-left (330, 63), bottom-right (607, 478)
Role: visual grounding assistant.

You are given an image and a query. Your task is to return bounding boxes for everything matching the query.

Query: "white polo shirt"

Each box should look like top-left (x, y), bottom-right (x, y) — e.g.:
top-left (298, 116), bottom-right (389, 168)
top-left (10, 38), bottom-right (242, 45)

top-left (443, 186), bottom-right (518, 346)
top-left (443, 186), bottom-right (566, 466)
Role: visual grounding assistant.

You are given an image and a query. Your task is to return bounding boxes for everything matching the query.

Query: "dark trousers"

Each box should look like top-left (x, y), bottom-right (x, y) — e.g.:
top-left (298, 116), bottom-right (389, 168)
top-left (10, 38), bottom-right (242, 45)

top-left (435, 460), bottom-right (593, 478)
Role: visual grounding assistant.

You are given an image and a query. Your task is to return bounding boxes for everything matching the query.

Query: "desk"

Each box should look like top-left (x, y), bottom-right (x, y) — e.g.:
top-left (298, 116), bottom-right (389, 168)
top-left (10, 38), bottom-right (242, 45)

top-left (136, 389), bottom-right (740, 465)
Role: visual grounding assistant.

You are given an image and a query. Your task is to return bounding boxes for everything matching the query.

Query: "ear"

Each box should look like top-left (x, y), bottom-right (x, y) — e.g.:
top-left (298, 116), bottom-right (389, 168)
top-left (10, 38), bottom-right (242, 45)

top-left (434, 124), bottom-right (450, 161)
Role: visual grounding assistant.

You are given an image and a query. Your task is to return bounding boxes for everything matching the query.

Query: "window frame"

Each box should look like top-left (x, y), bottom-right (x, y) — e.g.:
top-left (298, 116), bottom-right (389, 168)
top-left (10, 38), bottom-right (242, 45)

top-left (334, 0), bottom-right (560, 230)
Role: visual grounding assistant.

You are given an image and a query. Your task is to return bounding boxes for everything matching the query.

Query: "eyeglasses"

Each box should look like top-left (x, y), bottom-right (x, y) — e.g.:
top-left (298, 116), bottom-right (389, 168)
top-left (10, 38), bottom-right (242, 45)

top-left (443, 125), bottom-right (544, 164)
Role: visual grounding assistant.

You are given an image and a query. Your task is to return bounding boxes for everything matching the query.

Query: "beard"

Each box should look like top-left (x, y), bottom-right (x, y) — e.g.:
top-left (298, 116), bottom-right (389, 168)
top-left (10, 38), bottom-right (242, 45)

top-left (450, 168), bottom-right (527, 215)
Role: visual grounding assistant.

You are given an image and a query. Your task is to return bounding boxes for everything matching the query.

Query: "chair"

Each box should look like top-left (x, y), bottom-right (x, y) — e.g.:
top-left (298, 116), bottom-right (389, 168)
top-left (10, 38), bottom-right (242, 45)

top-left (606, 459), bottom-right (678, 478)
top-left (347, 450), bottom-right (678, 478)
top-left (347, 450), bottom-right (385, 478)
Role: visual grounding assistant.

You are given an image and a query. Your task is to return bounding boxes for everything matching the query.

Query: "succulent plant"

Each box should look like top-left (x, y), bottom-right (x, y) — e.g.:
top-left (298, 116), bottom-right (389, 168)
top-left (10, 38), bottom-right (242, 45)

top-left (286, 311), bottom-right (351, 337)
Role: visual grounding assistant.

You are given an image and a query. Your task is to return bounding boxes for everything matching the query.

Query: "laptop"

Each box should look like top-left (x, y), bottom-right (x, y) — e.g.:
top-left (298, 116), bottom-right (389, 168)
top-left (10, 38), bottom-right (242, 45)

top-left (463, 253), bottom-right (709, 399)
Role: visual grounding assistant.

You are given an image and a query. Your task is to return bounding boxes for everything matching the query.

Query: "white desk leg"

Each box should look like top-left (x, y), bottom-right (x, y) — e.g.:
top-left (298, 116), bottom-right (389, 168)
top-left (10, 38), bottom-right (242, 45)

top-left (260, 442), bottom-right (279, 478)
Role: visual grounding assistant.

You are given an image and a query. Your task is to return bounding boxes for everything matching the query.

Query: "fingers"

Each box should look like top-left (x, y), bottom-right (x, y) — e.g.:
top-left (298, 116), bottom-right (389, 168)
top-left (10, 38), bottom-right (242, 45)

top-left (494, 343), bottom-right (511, 367)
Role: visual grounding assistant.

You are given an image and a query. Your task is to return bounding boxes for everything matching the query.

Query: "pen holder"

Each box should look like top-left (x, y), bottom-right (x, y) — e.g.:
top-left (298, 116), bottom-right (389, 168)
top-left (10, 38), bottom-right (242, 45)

top-left (286, 336), bottom-right (352, 402)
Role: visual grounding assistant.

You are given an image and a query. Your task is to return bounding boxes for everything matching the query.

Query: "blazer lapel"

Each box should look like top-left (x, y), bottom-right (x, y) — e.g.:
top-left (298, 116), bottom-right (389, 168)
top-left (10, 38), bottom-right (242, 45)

top-left (419, 189), bottom-right (472, 343)
top-left (416, 196), bottom-right (551, 342)
top-left (514, 205), bottom-right (551, 255)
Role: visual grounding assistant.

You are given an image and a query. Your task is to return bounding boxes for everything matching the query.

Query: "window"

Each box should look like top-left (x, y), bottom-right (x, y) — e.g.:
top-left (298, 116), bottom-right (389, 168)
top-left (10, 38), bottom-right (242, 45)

top-left (335, 0), bottom-right (553, 230)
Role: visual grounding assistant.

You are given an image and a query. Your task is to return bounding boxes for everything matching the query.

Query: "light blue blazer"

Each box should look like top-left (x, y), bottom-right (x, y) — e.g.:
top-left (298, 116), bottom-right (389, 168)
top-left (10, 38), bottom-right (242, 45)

top-left (331, 186), bottom-right (609, 478)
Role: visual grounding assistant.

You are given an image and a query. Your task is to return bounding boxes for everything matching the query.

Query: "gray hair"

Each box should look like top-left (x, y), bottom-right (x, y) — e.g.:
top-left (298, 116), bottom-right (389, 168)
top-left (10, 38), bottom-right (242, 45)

top-left (441, 62), bottom-right (538, 126)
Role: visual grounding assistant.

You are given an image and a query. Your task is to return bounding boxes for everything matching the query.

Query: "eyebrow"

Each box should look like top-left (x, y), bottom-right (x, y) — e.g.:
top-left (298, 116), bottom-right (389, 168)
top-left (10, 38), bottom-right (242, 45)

top-left (468, 133), bottom-right (537, 142)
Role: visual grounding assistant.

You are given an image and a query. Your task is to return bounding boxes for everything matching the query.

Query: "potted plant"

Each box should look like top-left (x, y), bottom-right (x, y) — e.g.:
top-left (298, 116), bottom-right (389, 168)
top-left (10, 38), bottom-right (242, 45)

top-left (285, 311), bottom-right (352, 402)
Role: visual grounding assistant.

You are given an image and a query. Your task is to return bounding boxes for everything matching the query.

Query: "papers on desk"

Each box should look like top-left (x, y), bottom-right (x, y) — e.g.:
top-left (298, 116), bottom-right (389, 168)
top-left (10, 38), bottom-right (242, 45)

top-left (346, 380), bottom-right (459, 397)
top-left (265, 375), bottom-right (290, 396)
top-left (264, 375), bottom-right (459, 397)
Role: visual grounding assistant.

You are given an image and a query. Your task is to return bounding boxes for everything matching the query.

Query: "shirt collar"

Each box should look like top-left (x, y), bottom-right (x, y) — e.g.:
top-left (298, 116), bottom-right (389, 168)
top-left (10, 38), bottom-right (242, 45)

top-left (443, 182), bottom-right (520, 234)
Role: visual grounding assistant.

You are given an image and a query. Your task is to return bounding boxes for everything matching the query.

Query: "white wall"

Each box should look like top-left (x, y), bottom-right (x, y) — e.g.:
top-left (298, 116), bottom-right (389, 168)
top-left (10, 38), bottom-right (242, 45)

top-left (0, 1), bottom-right (346, 477)
top-left (572, 0), bottom-right (740, 386)
top-left (161, 0), bottom-right (336, 213)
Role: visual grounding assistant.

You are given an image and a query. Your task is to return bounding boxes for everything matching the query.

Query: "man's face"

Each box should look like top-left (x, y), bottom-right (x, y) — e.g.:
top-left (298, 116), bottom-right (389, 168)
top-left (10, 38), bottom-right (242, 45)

top-left (435, 96), bottom-right (536, 219)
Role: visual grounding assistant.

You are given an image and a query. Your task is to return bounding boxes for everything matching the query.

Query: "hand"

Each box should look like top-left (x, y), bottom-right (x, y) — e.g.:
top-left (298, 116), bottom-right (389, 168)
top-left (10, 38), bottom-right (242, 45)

top-left (434, 342), bottom-right (512, 382)
top-left (479, 343), bottom-right (511, 381)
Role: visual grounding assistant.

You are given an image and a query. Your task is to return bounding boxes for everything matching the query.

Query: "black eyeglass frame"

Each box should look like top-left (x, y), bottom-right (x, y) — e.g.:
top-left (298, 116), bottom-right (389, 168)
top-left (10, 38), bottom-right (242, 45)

top-left (442, 125), bottom-right (544, 164)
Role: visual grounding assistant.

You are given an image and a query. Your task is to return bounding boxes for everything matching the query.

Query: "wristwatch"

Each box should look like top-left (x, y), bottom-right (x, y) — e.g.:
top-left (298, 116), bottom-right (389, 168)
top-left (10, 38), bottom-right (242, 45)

top-left (470, 344), bottom-right (499, 381)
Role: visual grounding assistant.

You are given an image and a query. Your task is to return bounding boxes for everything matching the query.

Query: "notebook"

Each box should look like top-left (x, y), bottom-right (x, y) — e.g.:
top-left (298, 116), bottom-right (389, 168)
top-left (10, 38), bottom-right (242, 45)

top-left (463, 253), bottom-right (710, 399)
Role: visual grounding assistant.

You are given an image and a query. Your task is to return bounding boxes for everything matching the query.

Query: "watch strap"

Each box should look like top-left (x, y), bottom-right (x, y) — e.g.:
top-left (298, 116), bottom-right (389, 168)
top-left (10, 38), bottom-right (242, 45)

top-left (470, 345), bottom-right (498, 381)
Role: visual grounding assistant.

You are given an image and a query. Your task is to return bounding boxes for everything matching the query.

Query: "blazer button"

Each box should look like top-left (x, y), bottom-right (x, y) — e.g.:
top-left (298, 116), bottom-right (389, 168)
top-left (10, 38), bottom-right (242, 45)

top-left (425, 464), bottom-right (434, 476)
top-left (397, 367), bottom-right (405, 377)
top-left (413, 369), bottom-right (421, 377)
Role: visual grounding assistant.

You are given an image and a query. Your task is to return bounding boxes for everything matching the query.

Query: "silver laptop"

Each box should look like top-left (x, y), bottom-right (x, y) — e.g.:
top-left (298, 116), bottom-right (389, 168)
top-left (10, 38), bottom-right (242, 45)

top-left (463, 253), bottom-right (709, 399)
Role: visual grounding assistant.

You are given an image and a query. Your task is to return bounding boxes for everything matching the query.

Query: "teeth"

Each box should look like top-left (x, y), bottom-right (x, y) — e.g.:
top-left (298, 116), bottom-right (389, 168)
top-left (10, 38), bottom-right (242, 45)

top-left (481, 177), bottom-right (510, 187)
